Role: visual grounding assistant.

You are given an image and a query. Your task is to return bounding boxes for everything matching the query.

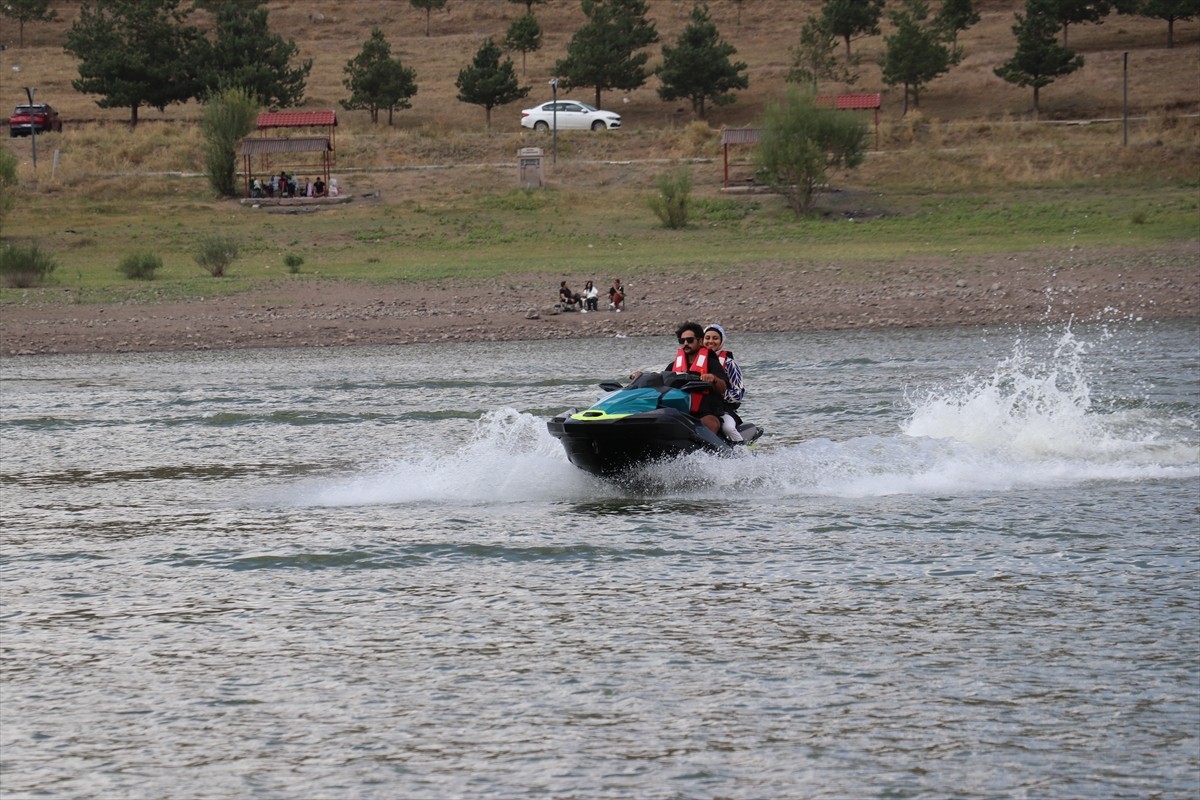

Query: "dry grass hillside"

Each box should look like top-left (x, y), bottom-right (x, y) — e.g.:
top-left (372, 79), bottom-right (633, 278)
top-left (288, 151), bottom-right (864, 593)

top-left (3, 0), bottom-right (1198, 132)
top-left (1, 0), bottom-right (1197, 203)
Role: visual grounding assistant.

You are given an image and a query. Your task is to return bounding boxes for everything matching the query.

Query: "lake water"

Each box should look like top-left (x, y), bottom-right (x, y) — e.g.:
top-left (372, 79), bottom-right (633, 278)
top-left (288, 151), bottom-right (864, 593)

top-left (2, 321), bottom-right (1197, 800)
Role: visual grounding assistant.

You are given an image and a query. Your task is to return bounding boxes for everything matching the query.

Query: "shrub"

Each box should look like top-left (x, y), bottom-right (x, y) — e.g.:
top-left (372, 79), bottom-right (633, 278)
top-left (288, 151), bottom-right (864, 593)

top-left (647, 167), bottom-right (692, 229)
top-left (117, 251), bottom-right (162, 280)
top-left (0, 148), bottom-right (17, 238)
top-left (0, 243), bottom-right (58, 288)
top-left (283, 253), bottom-right (304, 273)
top-left (201, 87), bottom-right (259, 198)
top-left (194, 235), bottom-right (240, 277)
top-left (755, 88), bottom-right (868, 217)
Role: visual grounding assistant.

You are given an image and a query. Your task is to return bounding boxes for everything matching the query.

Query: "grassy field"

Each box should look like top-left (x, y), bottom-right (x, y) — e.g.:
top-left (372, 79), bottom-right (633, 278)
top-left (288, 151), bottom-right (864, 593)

top-left (1, 0), bottom-right (1197, 302)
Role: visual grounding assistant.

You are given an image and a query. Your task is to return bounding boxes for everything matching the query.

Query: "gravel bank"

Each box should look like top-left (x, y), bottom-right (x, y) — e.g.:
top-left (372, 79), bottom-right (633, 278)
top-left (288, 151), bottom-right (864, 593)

top-left (1, 246), bottom-right (1195, 357)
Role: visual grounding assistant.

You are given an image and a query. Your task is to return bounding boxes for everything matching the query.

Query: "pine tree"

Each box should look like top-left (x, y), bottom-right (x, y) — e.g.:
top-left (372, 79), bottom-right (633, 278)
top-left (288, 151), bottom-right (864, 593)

top-left (1130, 0), bottom-right (1198, 47)
top-left (881, 0), bottom-right (952, 114)
top-left (508, 0), bottom-right (546, 14)
top-left (787, 14), bottom-right (857, 92)
top-left (555, 0), bottom-right (659, 109)
top-left (934, 0), bottom-right (981, 50)
top-left (456, 38), bottom-right (530, 132)
top-left (733, 0), bottom-right (747, 26)
top-left (504, 13), bottom-right (543, 75)
top-left (0, 0), bottom-right (57, 48)
top-left (410, 0), bottom-right (447, 37)
top-left (656, 5), bottom-right (748, 118)
top-left (64, 0), bottom-right (204, 128)
top-left (1055, 0), bottom-right (1111, 47)
top-left (820, 0), bottom-right (884, 61)
top-left (196, 1), bottom-right (311, 109)
top-left (342, 28), bottom-right (418, 125)
top-left (994, 0), bottom-right (1083, 117)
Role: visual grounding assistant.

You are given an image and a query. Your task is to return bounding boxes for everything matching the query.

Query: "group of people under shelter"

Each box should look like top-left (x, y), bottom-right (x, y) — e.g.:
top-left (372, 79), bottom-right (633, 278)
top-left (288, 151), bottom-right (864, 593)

top-left (558, 278), bottom-right (624, 313)
top-left (632, 321), bottom-right (747, 444)
top-left (249, 171), bottom-right (337, 199)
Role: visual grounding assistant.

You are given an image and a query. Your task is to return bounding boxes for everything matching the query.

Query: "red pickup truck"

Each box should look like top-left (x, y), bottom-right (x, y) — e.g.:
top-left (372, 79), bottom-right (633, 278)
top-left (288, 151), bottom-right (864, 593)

top-left (9, 104), bottom-right (62, 137)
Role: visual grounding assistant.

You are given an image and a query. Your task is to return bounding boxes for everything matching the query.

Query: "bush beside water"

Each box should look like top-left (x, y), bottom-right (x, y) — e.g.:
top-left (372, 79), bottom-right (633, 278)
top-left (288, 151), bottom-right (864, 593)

top-left (118, 252), bottom-right (162, 280)
top-left (194, 236), bottom-right (240, 277)
top-left (648, 168), bottom-right (692, 229)
top-left (0, 243), bottom-right (58, 288)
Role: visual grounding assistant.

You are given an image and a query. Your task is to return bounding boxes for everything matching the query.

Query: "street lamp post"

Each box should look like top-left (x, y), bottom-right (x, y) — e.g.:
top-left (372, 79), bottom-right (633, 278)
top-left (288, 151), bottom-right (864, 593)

top-left (23, 86), bottom-right (38, 174)
top-left (549, 77), bottom-right (558, 165)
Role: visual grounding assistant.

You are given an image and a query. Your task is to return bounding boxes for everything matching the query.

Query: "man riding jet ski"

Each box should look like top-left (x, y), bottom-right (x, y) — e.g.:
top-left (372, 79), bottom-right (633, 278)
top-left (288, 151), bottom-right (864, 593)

top-left (547, 322), bottom-right (763, 478)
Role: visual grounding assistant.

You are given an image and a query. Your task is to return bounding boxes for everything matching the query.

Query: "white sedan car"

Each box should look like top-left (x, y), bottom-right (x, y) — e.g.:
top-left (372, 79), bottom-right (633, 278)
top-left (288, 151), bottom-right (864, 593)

top-left (520, 100), bottom-right (621, 131)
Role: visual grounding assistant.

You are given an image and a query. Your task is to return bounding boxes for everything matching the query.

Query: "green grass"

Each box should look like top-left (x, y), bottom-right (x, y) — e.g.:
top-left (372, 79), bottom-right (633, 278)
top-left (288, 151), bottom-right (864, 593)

top-left (2, 173), bottom-right (1196, 304)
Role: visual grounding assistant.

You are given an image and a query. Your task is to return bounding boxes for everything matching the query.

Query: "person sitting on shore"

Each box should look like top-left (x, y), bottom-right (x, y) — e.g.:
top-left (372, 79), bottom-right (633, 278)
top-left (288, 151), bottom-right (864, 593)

top-left (313, 177), bottom-right (326, 197)
top-left (559, 281), bottom-right (583, 311)
top-left (608, 278), bottom-right (625, 312)
top-left (582, 280), bottom-right (599, 312)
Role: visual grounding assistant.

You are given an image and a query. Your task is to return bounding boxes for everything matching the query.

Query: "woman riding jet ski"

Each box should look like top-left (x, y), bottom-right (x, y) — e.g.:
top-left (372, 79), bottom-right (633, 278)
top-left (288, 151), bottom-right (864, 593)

top-left (546, 370), bottom-right (763, 479)
top-left (550, 322), bottom-right (764, 478)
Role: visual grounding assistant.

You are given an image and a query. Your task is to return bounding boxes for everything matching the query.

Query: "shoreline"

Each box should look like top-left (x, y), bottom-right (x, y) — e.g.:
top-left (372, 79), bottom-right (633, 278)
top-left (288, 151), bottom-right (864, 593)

top-left (1, 245), bottom-right (1196, 357)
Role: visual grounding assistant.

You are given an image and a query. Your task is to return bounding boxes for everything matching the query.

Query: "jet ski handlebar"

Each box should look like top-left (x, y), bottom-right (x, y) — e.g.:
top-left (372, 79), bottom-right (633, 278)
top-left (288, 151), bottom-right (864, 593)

top-left (604, 370), bottom-right (710, 393)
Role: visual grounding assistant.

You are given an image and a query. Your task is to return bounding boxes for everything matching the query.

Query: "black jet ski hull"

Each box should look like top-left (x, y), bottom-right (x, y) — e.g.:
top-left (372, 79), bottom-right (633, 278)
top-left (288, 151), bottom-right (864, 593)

top-left (547, 407), bottom-right (735, 478)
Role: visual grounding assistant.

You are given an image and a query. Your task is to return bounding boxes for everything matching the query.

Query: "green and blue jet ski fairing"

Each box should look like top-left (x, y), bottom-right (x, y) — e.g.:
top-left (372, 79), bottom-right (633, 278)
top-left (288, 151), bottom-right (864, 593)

top-left (547, 371), bottom-right (763, 478)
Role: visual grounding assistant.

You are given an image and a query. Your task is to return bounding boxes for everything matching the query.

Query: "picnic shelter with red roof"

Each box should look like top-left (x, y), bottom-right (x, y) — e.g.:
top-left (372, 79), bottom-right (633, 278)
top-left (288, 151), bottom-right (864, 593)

top-left (239, 110), bottom-right (339, 198)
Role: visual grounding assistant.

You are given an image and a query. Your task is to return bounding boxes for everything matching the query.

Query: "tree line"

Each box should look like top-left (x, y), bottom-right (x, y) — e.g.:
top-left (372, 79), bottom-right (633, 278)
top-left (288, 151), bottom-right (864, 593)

top-left (19, 0), bottom-right (1193, 131)
top-left (794, 0), bottom-right (1197, 116)
top-left (40, 0), bottom-right (750, 129)
top-left (2, 0), bottom-right (1193, 215)
top-left (52, 0), bottom-right (309, 127)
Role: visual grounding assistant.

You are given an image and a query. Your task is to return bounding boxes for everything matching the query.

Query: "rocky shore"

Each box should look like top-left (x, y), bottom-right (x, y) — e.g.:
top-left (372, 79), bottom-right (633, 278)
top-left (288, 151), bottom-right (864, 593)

top-left (1, 246), bottom-right (1195, 357)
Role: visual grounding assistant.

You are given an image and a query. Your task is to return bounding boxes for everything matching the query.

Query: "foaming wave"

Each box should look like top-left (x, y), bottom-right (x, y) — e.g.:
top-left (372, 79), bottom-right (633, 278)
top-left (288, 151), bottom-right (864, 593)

top-left (905, 328), bottom-right (1096, 457)
top-left (682, 325), bottom-right (1198, 499)
top-left (903, 327), bottom-right (1196, 464)
top-left (270, 327), bottom-right (1197, 505)
top-left (269, 408), bottom-right (606, 507)
top-left (717, 434), bottom-right (1196, 499)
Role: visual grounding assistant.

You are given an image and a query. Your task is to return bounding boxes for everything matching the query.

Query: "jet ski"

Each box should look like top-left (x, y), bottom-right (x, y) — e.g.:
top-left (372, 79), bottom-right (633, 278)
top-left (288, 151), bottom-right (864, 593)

top-left (547, 370), bottom-right (763, 478)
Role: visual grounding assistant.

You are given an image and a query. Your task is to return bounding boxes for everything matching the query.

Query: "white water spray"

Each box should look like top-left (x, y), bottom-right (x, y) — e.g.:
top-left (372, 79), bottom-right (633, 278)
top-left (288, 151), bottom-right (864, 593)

top-left (279, 326), bottom-right (1198, 505)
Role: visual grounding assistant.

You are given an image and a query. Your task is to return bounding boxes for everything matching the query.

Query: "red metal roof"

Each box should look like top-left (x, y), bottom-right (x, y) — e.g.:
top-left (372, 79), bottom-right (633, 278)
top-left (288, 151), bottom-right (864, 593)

top-left (256, 111), bottom-right (337, 129)
top-left (815, 93), bottom-right (882, 110)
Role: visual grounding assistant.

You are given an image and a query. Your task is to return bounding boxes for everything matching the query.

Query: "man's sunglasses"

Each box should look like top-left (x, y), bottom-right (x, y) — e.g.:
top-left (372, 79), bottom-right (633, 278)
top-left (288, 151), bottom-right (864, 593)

top-left (678, 336), bottom-right (696, 344)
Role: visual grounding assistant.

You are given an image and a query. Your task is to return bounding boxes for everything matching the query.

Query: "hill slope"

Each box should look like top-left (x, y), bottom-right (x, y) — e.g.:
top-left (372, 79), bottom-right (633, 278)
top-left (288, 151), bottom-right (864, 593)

top-left (3, 0), bottom-right (1197, 132)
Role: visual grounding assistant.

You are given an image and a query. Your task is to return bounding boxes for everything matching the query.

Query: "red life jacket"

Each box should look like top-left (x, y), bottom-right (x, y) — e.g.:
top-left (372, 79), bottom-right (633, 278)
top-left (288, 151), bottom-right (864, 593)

top-left (672, 347), bottom-right (712, 413)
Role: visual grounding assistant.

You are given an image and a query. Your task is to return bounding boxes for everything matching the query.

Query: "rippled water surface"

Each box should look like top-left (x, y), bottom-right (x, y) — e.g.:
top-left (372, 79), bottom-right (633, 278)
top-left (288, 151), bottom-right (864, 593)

top-left (2, 322), bottom-right (1198, 799)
